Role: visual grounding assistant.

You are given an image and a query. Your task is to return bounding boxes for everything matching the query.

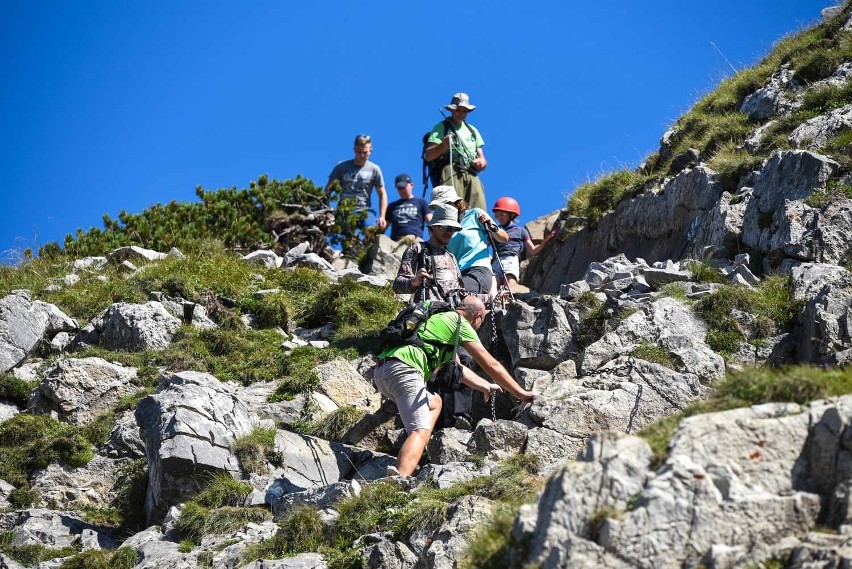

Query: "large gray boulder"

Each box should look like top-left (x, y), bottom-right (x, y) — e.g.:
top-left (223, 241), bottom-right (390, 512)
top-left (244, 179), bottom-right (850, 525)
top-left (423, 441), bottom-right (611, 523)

top-left (738, 65), bottom-right (800, 120)
top-left (581, 296), bottom-right (725, 382)
top-left (527, 356), bottom-right (702, 458)
top-left (516, 397), bottom-right (852, 568)
top-left (106, 245), bottom-right (168, 264)
top-left (501, 297), bottom-right (580, 369)
top-left (363, 234), bottom-right (412, 279)
top-left (30, 455), bottom-right (131, 510)
top-left (515, 432), bottom-right (653, 568)
top-left (135, 371), bottom-right (257, 523)
top-left (0, 291), bottom-right (77, 373)
top-left (424, 495), bottom-right (496, 569)
top-left (789, 103), bottom-right (852, 150)
top-left (741, 150), bottom-right (839, 255)
top-left (29, 357), bottom-right (139, 425)
top-left (261, 430), bottom-right (394, 508)
top-left (0, 508), bottom-right (115, 551)
top-left (79, 301), bottom-right (181, 351)
top-left (797, 271), bottom-right (852, 363)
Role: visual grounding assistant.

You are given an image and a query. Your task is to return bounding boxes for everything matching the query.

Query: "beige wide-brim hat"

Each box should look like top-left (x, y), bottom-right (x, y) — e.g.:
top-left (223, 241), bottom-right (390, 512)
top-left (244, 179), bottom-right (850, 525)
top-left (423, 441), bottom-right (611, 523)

top-left (428, 185), bottom-right (462, 209)
top-left (444, 92), bottom-right (476, 112)
top-left (427, 204), bottom-right (462, 229)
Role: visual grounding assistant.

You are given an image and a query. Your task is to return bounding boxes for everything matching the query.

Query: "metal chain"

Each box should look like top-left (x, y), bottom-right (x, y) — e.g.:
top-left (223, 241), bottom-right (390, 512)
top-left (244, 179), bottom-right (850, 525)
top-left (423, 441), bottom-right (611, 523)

top-left (490, 390), bottom-right (497, 422)
top-left (585, 356), bottom-right (684, 411)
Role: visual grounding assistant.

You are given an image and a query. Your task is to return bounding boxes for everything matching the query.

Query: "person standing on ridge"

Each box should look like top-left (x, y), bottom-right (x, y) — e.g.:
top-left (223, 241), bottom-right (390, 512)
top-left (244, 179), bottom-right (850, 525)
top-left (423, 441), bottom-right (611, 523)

top-left (325, 134), bottom-right (388, 253)
top-left (424, 93), bottom-right (488, 212)
top-left (386, 173), bottom-right (431, 241)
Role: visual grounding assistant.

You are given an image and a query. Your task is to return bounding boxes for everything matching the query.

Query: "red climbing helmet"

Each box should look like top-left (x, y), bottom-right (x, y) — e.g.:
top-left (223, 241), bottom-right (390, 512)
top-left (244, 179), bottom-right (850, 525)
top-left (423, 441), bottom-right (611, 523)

top-left (492, 196), bottom-right (520, 216)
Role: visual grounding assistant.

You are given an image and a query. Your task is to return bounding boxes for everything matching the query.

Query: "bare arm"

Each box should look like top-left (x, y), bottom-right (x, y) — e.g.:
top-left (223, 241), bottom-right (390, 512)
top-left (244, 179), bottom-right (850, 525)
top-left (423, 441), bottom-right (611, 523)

top-left (393, 244), bottom-right (421, 294)
top-left (478, 213), bottom-right (509, 244)
top-left (463, 341), bottom-right (536, 401)
top-left (524, 231), bottom-right (557, 256)
top-left (376, 185), bottom-right (388, 230)
top-left (424, 137), bottom-right (451, 162)
top-left (459, 365), bottom-right (502, 402)
top-left (472, 147), bottom-right (487, 172)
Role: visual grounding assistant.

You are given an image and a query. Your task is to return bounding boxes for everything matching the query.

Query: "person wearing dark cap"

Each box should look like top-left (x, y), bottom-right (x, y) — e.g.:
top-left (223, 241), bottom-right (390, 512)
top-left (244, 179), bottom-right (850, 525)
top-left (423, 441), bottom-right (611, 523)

top-left (423, 93), bottom-right (488, 211)
top-left (385, 173), bottom-right (431, 241)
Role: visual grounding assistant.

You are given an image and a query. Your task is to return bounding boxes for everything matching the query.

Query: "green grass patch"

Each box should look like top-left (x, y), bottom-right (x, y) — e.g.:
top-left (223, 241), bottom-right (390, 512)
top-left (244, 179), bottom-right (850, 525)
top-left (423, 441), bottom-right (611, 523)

top-left (296, 406), bottom-right (366, 442)
top-left (631, 341), bottom-right (681, 371)
top-left (0, 414), bottom-right (94, 487)
top-left (174, 501), bottom-right (271, 545)
top-left (58, 547), bottom-right (138, 569)
top-left (639, 363), bottom-right (852, 468)
top-left (0, 531), bottom-right (80, 566)
top-left (566, 170), bottom-right (648, 224)
top-left (575, 304), bottom-right (637, 350)
top-left (695, 274), bottom-right (798, 355)
top-left (233, 426), bottom-right (279, 474)
top-left (805, 177), bottom-right (852, 209)
top-left (458, 506), bottom-right (518, 569)
top-left (0, 373), bottom-right (37, 407)
top-left (688, 261), bottom-right (728, 284)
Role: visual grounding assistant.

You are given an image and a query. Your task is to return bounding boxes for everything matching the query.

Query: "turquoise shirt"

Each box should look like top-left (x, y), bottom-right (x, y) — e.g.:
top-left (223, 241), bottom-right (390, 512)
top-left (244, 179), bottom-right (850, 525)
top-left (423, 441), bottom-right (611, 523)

top-left (447, 208), bottom-right (491, 271)
top-left (379, 311), bottom-right (480, 379)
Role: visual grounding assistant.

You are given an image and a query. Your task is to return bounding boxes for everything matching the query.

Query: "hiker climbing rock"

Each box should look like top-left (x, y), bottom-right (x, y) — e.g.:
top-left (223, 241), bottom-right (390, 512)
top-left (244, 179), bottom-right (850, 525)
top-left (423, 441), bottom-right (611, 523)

top-left (385, 173), bottom-right (431, 241)
top-left (374, 295), bottom-right (536, 477)
top-left (325, 134), bottom-right (388, 253)
top-left (393, 204), bottom-right (468, 303)
top-left (491, 196), bottom-right (556, 291)
top-left (429, 185), bottom-right (508, 298)
top-left (423, 93), bottom-right (488, 211)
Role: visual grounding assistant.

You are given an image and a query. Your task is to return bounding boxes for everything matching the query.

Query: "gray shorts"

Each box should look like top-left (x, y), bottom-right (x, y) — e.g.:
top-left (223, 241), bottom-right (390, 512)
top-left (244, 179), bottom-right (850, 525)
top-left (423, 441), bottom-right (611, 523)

top-left (373, 358), bottom-right (435, 433)
top-left (492, 255), bottom-right (520, 280)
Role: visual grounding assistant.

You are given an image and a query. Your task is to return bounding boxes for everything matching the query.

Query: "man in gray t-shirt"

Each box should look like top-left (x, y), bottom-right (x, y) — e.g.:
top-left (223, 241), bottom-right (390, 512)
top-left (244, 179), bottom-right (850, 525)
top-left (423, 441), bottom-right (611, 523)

top-left (325, 134), bottom-right (387, 230)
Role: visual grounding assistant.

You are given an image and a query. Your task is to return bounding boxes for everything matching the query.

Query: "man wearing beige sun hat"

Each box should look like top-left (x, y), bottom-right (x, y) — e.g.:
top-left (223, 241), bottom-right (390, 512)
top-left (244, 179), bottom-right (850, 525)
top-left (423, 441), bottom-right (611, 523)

top-left (423, 92), bottom-right (488, 211)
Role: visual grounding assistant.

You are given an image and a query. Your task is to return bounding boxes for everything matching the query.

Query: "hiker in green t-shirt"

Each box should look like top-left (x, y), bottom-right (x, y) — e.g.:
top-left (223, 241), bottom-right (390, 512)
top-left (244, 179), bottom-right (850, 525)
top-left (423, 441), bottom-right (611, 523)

top-left (374, 295), bottom-right (537, 476)
top-left (424, 93), bottom-right (488, 211)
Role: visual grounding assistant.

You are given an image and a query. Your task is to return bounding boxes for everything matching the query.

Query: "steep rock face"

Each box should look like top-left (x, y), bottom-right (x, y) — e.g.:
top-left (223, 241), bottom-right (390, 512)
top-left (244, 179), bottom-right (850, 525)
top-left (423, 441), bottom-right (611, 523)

top-left (516, 396), bottom-right (852, 569)
top-left (135, 371), bottom-right (257, 523)
top-left (526, 167), bottom-right (725, 293)
top-left (742, 150), bottom-right (839, 257)
top-left (0, 291), bottom-right (77, 373)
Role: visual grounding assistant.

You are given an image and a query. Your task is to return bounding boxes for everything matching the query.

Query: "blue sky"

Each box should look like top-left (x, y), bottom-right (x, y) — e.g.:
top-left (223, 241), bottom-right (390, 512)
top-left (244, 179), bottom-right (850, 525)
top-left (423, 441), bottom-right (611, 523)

top-left (0, 1), bottom-right (837, 262)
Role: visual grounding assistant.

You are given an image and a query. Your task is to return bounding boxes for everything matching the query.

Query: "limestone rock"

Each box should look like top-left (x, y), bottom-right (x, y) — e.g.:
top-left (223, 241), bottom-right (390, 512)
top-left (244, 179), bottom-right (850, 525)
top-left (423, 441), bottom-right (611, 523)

top-left (135, 371), bottom-right (257, 523)
top-left (29, 357), bottom-right (139, 425)
top-left (106, 246), bottom-right (168, 264)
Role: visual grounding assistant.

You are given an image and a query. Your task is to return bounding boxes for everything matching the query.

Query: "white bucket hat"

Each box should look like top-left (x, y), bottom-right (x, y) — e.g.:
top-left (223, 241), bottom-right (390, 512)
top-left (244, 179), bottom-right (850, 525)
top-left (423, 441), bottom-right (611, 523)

top-left (427, 204), bottom-right (462, 229)
top-left (444, 92), bottom-right (476, 112)
top-left (428, 185), bottom-right (462, 209)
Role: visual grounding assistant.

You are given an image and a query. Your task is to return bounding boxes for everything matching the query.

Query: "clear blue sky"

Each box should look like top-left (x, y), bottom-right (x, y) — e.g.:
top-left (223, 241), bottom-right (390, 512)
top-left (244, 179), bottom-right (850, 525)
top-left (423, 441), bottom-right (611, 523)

top-left (0, 1), bottom-right (837, 262)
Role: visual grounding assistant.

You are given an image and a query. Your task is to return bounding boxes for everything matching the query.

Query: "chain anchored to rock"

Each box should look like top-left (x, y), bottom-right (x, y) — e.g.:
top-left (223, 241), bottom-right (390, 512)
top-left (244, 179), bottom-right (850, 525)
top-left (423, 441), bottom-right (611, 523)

top-left (585, 356), bottom-right (684, 411)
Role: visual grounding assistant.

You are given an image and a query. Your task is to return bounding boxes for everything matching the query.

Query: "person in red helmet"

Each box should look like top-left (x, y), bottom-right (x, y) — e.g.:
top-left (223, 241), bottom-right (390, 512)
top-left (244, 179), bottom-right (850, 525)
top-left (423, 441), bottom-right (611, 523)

top-left (491, 197), bottom-right (556, 289)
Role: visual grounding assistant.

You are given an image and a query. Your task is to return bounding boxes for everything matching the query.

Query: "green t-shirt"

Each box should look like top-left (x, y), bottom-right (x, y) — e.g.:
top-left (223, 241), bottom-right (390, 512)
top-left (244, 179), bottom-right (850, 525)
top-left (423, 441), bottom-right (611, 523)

top-left (426, 121), bottom-right (484, 167)
top-left (379, 311), bottom-right (480, 379)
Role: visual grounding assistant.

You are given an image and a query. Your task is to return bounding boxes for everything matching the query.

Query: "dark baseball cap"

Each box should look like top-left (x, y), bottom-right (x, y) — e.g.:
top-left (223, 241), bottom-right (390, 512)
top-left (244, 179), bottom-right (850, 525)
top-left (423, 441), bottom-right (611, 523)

top-left (395, 173), bottom-right (413, 187)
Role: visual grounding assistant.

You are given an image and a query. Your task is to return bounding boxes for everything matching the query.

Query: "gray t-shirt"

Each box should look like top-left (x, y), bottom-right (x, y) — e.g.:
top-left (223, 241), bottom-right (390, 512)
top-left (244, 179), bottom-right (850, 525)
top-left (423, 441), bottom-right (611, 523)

top-left (327, 159), bottom-right (384, 210)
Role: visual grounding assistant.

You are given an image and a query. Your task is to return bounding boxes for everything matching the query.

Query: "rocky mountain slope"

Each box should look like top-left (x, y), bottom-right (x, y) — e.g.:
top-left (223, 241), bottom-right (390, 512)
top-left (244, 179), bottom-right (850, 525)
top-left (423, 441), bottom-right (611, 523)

top-left (2, 4), bottom-right (852, 569)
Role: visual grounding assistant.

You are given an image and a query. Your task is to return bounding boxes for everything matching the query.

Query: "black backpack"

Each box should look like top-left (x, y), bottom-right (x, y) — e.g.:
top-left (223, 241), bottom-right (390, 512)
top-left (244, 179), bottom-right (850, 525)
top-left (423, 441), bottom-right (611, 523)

top-left (378, 300), bottom-right (453, 352)
top-left (421, 119), bottom-right (473, 196)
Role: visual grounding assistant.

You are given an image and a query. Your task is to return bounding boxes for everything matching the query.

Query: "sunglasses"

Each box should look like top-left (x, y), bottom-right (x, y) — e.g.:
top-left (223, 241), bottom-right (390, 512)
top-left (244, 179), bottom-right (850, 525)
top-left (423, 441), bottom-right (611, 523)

top-left (434, 225), bottom-right (460, 233)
